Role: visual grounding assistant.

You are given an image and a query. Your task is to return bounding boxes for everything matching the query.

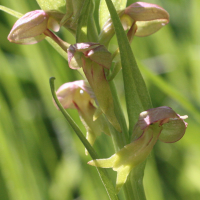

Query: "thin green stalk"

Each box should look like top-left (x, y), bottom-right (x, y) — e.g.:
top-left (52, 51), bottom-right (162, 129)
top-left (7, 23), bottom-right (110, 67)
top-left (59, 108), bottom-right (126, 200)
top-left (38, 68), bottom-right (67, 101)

top-left (76, 0), bottom-right (99, 43)
top-left (123, 176), bottom-right (135, 200)
top-left (108, 79), bottom-right (129, 144)
top-left (103, 0), bottom-right (150, 199)
top-left (104, 0), bottom-right (152, 137)
top-left (87, 0), bottom-right (99, 42)
top-left (108, 122), bottom-right (125, 152)
top-left (129, 163), bottom-right (147, 200)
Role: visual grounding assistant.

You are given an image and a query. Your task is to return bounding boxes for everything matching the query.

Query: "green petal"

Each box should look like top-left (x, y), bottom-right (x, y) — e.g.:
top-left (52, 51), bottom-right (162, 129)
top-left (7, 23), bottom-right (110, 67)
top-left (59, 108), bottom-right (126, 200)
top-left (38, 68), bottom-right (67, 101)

top-left (115, 166), bottom-right (131, 193)
top-left (88, 155), bottom-right (116, 168)
top-left (159, 117), bottom-right (187, 143)
top-left (135, 19), bottom-right (169, 37)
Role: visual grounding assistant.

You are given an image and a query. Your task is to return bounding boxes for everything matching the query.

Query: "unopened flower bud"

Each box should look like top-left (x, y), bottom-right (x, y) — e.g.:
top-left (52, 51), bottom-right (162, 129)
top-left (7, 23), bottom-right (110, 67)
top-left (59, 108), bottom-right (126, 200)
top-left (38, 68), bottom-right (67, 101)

top-left (8, 10), bottom-right (60, 44)
top-left (124, 2), bottom-right (169, 37)
top-left (99, 2), bottom-right (169, 45)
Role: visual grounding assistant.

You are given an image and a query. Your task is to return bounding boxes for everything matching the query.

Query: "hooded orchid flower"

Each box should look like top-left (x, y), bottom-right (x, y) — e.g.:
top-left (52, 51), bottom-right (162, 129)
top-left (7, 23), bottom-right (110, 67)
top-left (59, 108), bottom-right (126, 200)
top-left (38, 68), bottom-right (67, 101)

top-left (99, 2), bottom-right (169, 45)
top-left (88, 106), bottom-right (187, 193)
top-left (7, 9), bottom-right (70, 52)
top-left (55, 80), bottom-right (110, 153)
top-left (68, 43), bottom-right (121, 132)
top-left (7, 10), bottom-right (61, 44)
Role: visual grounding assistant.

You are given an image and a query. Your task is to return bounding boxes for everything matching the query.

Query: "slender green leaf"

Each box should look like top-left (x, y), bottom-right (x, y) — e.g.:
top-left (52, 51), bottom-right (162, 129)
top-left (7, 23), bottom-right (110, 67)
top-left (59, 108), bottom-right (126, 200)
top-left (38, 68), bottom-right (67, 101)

top-left (0, 5), bottom-right (23, 17)
top-left (104, 0), bottom-right (152, 135)
top-left (108, 80), bottom-right (129, 144)
top-left (99, 0), bottom-right (127, 29)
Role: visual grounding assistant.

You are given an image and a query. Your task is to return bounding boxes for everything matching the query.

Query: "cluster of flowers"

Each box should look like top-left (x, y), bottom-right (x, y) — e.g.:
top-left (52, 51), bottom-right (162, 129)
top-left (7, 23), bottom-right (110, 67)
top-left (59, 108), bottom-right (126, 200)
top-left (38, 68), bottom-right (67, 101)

top-left (8, 2), bottom-right (187, 192)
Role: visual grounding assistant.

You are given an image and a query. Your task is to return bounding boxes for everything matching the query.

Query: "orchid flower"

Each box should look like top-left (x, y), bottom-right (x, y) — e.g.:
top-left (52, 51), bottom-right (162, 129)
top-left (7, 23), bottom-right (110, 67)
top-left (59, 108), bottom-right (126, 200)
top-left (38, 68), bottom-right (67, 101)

top-left (88, 106), bottom-right (187, 193)
top-left (7, 10), bottom-right (70, 52)
top-left (55, 80), bottom-right (110, 153)
top-left (68, 43), bottom-right (121, 132)
top-left (7, 10), bottom-right (60, 44)
top-left (99, 2), bottom-right (169, 45)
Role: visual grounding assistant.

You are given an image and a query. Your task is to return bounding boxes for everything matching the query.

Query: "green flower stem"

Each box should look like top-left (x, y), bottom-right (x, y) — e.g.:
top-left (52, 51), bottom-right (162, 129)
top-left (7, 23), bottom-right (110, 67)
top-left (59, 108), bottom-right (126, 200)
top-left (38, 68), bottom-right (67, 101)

top-left (76, 0), bottom-right (91, 42)
top-left (123, 176), bottom-right (135, 200)
top-left (104, 0), bottom-right (152, 137)
top-left (87, 15), bottom-right (99, 42)
top-left (44, 30), bottom-right (70, 52)
top-left (104, 0), bottom-right (151, 199)
top-left (129, 163), bottom-right (147, 200)
top-left (108, 123), bottom-right (125, 152)
top-left (122, 164), bottom-right (146, 200)
top-left (87, 0), bottom-right (99, 42)
top-left (50, 77), bottom-right (119, 200)
top-left (76, 0), bottom-right (98, 43)
top-left (108, 79), bottom-right (129, 144)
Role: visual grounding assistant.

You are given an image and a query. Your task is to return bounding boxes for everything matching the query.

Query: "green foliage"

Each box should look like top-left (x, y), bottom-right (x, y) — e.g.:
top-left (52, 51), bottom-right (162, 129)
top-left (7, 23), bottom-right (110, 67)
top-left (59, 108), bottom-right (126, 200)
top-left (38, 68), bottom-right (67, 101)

top-left (0, 0), bottom-right (200, 200)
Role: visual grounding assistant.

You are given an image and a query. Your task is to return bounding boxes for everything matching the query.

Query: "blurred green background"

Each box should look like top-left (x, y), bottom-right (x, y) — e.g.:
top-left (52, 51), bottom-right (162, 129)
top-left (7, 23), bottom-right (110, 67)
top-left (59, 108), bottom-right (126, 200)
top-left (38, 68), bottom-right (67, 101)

top-left (0, 0), bottom-right (200, 200)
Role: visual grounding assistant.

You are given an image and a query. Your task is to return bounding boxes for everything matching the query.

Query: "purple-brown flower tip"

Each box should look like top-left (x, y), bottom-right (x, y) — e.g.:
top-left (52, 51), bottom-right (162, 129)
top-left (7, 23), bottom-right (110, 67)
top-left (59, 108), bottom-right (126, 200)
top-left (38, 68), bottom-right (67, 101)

top-left (7, 10), bottom-right (60, 44)
top-left (68, 43), bottom-right (112, 69)
top-left (124, 2), bottom-right (169, 37)
top-left (136, 106), bottom-right (188, 143)
top-left (55, 80), bottom-right (93, 110)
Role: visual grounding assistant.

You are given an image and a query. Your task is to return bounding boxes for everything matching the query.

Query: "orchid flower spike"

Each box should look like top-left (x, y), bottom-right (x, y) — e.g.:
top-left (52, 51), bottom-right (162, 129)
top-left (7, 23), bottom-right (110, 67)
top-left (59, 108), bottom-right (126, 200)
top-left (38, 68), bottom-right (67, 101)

top-left (88, 106), bottom-right (187, 193)
top-left (99, 2), bottom-right (169, 45)
top-left (55, 80), bottom-right (110, 153)
top-left (8, 10), bottom-right (60, 44)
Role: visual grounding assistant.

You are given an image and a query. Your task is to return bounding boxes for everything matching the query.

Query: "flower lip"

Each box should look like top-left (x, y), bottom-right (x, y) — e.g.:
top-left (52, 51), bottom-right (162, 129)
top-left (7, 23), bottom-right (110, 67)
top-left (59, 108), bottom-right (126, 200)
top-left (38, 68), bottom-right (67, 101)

top-left (136, 106), bottom-right (188, 143)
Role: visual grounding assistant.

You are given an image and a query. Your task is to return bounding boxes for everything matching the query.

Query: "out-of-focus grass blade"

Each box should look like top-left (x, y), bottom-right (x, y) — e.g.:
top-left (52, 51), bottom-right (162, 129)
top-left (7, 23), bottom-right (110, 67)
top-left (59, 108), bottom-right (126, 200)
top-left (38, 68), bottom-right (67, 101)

top-left (99, 0), bottom-right (127, 30)
top-left (139, 61), bottom-right (200, 122)
top-left (0, 52), bottom-right (50, 200)
top-left (0, 5), bottom-right (23, 17)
